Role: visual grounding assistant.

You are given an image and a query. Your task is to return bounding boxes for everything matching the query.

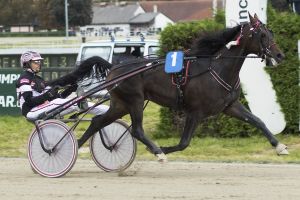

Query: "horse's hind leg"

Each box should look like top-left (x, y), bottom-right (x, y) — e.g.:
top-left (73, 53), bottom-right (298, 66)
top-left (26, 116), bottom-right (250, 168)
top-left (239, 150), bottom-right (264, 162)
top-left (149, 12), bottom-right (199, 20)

top-left (77, 105), bottom-right (127, 148)
top-left (223, 101), bottom-right (288, 155)
top-left (160, 112), bottom-right (199, 154)
top-left (128, 101), bottom-right (166, 161)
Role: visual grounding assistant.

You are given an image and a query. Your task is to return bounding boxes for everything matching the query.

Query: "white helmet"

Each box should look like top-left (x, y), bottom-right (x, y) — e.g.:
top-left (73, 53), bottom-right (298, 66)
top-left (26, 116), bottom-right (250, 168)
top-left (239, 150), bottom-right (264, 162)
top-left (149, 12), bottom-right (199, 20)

top-left (20, 51), bottom-right (44, 68)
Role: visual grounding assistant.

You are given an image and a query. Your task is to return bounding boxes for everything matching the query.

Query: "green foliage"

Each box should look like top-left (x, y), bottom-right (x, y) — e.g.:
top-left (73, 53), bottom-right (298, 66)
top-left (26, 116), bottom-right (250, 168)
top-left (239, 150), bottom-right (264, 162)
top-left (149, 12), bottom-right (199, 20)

top-left (156, 98), bottom-right (258, 139)
top-left (139, 135), bottom-right (300, 163)
top-left (155, 7), bottom-right (299, 138)
top-left (49, 0), bottom-right (93, 28)
top-left (0, 0), bottom-right (37, 26)
top-left (155, 108), bottom-right (183, 138)
top-left (158, 19), bottom-right (224, 56)
top-left (0, 0), bottom-right (92, 29)
top-left (214, 9), bottom-right (226, 25)
top-left (1, 115), bottom-right (300, 163)
top-left (266, 7), bottom-right (300, 133)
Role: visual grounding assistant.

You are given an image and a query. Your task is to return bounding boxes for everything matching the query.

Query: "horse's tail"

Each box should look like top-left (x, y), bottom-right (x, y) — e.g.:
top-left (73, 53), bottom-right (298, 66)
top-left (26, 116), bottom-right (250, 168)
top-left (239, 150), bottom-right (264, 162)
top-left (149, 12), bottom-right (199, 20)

top-left (47, 56), bottom-right (112, 87)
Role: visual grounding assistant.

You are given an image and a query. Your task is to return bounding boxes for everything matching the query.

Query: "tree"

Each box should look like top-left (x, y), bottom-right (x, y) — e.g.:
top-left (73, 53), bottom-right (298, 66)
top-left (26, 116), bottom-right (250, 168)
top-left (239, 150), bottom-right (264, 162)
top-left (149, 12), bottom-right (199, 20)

top-left (36, 0), bottom-right (57, 29)
top-left (47, 0), bottom-right (93, 28)
top-left (270, 0), bottom-right (290, 12)
top-left (69, 0), bottom-right (93, 26)
top-left (0, 0), bottom-right (37, 26)
top-left (0, 0), bottom-right (93, 30)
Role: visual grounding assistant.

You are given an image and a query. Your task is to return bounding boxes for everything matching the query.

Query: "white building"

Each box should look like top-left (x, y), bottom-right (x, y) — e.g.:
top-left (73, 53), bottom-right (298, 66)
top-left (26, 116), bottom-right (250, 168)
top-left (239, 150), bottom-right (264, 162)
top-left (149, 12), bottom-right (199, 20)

top-left (80, 2), bottom-right (174, 37)
top-left (129, 12), bottom-right (173, 36)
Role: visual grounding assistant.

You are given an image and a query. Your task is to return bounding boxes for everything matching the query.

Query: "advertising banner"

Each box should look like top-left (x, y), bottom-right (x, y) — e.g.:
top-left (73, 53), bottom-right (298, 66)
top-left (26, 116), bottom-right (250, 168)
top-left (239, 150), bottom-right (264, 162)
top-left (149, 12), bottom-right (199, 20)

top-left (0, 52), bottom-right (76, 115)
top-left (225, 0), bottom-right (286, 134)
top-left (0, 69), bottom-right (21, 115)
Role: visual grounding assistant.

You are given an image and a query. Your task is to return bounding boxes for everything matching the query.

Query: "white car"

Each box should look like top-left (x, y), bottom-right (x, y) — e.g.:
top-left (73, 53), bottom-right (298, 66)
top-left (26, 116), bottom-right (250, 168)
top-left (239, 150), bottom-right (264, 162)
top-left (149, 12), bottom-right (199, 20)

top-left (76, 38), bottom-right (159, 65)
top-left (76, 38), bottom-right (160, 98)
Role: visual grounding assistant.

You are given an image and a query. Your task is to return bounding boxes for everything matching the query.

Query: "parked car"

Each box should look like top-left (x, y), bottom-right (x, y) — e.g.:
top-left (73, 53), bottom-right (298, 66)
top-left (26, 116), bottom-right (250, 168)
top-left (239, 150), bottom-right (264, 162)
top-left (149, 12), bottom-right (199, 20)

top-left (76, 37), bottom-right (159, 65)
top-left (76, 37), bottom-right (160, 98)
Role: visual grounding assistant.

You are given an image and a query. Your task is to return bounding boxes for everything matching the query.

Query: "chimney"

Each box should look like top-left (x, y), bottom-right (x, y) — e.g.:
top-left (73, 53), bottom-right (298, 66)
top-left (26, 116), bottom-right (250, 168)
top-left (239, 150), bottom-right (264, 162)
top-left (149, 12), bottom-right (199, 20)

top-left (153, 4), bottom-right (157, 13)
top-left (99, 2), bottom-right (107, 7)
top-left (120, 1), bottom-right (127, 7)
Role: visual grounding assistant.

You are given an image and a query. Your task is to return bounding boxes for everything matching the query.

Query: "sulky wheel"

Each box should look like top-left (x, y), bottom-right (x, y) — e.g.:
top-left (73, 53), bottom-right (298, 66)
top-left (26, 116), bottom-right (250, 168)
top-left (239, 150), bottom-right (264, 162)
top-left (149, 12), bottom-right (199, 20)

top-left (28, 120), bottom-right (78, 178)
top-left (90, 120), bottom-right (136, 172)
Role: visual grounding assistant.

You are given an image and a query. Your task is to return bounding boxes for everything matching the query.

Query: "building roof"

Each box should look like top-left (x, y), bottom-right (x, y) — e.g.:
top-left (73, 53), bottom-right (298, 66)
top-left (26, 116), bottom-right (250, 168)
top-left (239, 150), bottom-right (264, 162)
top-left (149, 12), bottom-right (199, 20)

top-left (129, 12), bottom-right (158, 24)
top-left (92, 3), bottom-right (141, 24)
top-left (91, 0), bottom-right (222, 25)
top-left (140, 0), bottom-right (217, 22)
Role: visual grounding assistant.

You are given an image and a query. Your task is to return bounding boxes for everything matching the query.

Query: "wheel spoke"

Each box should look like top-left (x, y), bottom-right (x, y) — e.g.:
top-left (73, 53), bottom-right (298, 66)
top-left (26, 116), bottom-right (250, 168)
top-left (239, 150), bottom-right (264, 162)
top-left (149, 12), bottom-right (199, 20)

top-left (28, 120), bottom-right (78, 178)
top-left (90, 120), bottom-right (136, 172)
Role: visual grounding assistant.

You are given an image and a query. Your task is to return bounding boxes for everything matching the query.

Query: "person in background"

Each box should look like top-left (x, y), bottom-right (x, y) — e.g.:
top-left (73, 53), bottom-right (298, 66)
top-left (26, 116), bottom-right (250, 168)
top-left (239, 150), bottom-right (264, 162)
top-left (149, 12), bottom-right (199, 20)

top-left (131, 46), bottom-right (141, 57)
top-left (16, 50), bottom-right (108, 121)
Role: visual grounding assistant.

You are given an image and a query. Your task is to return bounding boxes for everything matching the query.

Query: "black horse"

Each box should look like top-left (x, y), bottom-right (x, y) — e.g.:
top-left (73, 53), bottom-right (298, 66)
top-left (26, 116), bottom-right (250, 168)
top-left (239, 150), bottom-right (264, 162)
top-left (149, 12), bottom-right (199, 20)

top-left (73, 14), bottom-right (287, 161)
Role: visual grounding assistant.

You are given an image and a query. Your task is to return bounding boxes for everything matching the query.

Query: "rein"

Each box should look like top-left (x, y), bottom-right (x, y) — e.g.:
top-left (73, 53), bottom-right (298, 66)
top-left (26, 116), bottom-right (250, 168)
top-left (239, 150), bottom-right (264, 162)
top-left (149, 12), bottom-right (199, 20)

top-left (186, 21), bottom-right (271, 92)
top-left (82, 21), bottom-right (272, 94)
top-left (82, 53), bottom-right (260, 93)
top-left (185, 55), bottom-right (261, 59)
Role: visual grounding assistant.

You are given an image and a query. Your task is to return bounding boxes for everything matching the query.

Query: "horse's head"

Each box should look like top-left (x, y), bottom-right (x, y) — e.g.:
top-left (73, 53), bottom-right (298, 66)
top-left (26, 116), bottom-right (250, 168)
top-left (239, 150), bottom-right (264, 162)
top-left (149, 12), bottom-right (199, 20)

top-left (245, 13), bottom-right (285, 66)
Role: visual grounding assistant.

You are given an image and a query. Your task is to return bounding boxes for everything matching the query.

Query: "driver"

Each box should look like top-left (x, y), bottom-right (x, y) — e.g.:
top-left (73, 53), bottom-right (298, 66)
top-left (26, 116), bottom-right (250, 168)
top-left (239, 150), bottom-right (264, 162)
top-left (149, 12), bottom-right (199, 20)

top-left (16, 50), bottom-right (109, 121)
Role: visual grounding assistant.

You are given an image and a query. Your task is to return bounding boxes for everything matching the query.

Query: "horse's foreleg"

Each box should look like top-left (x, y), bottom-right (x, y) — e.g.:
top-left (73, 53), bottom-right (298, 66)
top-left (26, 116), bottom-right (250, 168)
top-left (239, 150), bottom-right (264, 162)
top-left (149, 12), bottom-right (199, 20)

top-left (160, 112), bottom-right (199, 154)
top-left (223, 101), bottom-right (288, 155)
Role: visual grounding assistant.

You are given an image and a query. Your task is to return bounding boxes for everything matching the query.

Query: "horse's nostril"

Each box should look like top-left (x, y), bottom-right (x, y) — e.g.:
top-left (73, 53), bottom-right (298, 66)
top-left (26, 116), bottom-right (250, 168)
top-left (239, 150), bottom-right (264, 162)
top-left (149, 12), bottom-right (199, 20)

top-left (277, 53), bottom-right (285, 60)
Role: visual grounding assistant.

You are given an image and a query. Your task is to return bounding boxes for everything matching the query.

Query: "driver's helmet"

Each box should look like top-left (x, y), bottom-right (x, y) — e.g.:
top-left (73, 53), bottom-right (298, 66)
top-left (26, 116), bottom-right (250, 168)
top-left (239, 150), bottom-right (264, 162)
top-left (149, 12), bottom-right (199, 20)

top-left (20, 51), bottom-right (44, 68)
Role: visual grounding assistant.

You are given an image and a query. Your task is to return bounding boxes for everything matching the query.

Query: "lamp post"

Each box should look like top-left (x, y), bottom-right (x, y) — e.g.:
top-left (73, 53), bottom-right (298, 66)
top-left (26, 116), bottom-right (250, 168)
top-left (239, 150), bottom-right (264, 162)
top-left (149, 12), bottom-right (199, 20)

top-left (212, 0), bottom-right (217, 16)
top-left (65, 0), bottom-right (69, 39)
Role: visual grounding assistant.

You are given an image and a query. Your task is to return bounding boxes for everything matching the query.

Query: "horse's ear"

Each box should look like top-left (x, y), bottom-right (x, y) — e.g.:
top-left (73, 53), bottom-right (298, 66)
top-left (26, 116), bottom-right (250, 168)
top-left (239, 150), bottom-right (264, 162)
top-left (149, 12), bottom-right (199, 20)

top-left (248, 12), bottom-right (255, 24)
top-left (254, 13), bottom-right (259, 20)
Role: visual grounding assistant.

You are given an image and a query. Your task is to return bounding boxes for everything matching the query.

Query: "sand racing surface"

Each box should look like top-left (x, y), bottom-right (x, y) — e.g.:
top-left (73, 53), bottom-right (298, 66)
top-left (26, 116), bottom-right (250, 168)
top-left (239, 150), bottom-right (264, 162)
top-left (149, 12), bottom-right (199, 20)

top-left (0, 157), bottom-right (299, 200)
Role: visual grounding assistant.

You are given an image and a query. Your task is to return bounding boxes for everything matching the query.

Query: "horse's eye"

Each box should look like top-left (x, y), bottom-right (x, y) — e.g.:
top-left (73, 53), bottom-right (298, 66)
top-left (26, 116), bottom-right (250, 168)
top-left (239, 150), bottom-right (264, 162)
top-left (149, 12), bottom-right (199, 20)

top-left (261, 33), bottom-right (266, 38)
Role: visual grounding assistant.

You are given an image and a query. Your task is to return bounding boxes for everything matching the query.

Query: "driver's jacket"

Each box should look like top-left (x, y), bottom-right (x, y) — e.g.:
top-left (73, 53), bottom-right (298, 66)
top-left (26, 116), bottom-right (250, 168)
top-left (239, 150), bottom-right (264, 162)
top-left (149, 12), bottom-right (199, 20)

top-left (16, 71), bottom-right (51, 116)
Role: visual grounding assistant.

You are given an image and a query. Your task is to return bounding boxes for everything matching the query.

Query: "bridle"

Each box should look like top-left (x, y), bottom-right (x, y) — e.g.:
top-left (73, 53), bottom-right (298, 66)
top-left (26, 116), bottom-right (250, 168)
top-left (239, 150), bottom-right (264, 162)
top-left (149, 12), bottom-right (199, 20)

top-left (248, 20), bottom-right (277, 60)
top-left (204, 21), bottom-right (278, 93)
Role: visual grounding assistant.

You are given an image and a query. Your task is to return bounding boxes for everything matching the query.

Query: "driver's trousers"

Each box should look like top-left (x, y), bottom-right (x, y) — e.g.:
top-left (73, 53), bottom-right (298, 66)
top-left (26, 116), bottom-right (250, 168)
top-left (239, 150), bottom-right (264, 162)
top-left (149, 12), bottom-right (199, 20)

top-left (26, 98), bottom-right (109, 121)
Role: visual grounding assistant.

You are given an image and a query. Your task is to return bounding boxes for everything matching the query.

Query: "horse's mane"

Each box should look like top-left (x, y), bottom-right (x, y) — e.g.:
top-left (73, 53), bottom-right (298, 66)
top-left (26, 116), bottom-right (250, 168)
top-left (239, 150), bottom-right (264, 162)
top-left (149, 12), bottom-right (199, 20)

top-left (48, 56), bottom-right (112, 86)
top-left (187, 25), bottom-right (241, 56)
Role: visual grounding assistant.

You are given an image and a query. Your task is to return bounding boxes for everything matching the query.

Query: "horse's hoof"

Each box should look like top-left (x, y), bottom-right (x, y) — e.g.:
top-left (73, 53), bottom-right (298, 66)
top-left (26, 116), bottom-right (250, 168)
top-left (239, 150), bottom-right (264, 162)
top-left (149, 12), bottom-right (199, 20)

top-left (276, 143), bottom-right (289, 155)
top-left (156, 153), bottom-right (168, 163)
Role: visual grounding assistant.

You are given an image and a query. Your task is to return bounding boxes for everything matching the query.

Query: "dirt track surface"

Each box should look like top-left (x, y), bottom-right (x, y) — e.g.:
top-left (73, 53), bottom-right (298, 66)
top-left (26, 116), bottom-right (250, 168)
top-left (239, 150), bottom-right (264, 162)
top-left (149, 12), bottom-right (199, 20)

top-left (0, 158), bottom-right (300, 200)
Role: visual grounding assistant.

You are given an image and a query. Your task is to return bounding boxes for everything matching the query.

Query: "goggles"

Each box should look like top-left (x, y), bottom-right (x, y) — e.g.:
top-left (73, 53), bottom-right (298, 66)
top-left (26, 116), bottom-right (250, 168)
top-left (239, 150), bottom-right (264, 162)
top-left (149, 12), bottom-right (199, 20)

top-left (31, 60), bottom-right (42, 64)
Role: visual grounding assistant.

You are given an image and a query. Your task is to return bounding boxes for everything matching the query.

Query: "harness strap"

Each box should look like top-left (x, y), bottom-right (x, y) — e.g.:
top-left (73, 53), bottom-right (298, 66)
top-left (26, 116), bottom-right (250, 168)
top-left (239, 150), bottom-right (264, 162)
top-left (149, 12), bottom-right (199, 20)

top-left (209, 67), bottom-right (240, 92)
top-left (176, 84), bottom-right (184, 109)
top-left (171, 61), bottom-right (191, 109)
top-left (171, 61), bottom-right (190, 86)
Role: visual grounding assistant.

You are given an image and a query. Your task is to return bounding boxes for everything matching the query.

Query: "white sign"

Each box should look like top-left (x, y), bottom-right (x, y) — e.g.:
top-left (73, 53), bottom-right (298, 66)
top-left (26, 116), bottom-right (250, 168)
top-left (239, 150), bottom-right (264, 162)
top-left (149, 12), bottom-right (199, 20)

top-left (225, 0), bottom-right (267, 26)
top-left (0, 96), bottom-right (19, 107)
top-left (225, 0), bottom-right (286, 134)
top-left (0, 74), bottom-right (20, 84)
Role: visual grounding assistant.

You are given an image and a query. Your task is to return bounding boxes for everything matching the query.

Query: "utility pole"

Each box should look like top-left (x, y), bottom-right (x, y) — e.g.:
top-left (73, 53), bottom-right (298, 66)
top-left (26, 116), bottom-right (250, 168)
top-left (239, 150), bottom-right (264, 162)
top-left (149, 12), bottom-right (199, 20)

top-left (212, 0), bottom-right (217, 17)
top-left (65, 0), bottom-right (69, 39)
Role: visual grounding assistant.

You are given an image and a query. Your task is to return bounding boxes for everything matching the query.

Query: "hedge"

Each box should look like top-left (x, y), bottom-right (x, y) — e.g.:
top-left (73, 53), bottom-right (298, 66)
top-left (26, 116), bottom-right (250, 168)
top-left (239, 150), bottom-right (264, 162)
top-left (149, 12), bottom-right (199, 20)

top-left (266, 7), bottom-right (300, 134)
top-left (154, 8), bottom-right (299, 138)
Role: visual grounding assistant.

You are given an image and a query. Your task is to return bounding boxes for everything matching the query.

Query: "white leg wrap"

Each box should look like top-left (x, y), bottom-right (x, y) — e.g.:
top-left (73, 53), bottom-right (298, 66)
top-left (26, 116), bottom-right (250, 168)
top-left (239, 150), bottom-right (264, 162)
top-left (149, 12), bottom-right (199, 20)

top-left (156, 153), bottom-right (168, 163)
top-left (276, 143), bottom-right (289, 155)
